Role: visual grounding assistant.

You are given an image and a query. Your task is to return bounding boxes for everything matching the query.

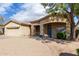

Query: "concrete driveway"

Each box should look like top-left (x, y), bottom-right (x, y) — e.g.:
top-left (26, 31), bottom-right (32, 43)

top-left (0, 36), bottom-right (52, 56)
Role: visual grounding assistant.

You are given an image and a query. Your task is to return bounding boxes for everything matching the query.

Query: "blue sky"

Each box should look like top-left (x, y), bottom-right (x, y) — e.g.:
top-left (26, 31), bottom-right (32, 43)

top-left (1, 4), bottom-right (24, 20)
top-left (74, 16), bottom-right (78, 24)
top-left (0, 3), bottom-right (78, 24)
top-left (0, 3), bottom-right (47, 22)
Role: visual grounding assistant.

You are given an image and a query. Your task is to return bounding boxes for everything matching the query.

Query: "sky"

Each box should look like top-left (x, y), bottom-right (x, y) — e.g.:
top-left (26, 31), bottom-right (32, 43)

top-left (0, 3), bottom-right (78, 24)
top-left (0, 3), bottom-right (47, 23)
top-left (74, 16), bottom-right (79, 24)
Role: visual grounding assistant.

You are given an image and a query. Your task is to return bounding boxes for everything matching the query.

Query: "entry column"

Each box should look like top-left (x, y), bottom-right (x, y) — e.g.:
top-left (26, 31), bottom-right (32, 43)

top-left (73, 29), bottom-right (76, 40)
top-left (40, 24), bottom-right (44, 37)
top-left (31, 25), bottom-right (35, 36)
top-left (66, 22), bottom-right (70, 40)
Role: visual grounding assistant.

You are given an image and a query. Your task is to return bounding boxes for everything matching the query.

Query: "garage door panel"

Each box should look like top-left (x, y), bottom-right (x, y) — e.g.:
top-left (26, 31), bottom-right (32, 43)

top-left (5, 26), bottom-right (30, 36)
top-left (5, 29), bottom-right (21, 36)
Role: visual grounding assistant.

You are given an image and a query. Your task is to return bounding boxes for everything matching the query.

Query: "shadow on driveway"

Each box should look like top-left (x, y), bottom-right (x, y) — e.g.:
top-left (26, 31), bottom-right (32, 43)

top-left (59, 52), bottom-right (77, 56)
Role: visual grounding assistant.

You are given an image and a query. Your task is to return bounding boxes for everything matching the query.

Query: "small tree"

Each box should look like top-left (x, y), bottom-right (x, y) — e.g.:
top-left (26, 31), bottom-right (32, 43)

top-left (41, 3), bottom-right (79, 40)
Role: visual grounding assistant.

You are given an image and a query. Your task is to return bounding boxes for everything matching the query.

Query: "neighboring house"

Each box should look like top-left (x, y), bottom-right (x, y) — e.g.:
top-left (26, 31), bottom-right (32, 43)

top-left (74, 20), bottom-right (79, 40)
top-left (30, 13), bottom-right (71, 39)
top-left (0, 25), bottom-right (4, 35)
top-left (4, 20), bottom-right (31, 37)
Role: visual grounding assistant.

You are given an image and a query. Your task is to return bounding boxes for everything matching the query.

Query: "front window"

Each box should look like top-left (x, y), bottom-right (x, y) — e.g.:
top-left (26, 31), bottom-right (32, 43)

top-left (57, 27), bottom-right (66, 32)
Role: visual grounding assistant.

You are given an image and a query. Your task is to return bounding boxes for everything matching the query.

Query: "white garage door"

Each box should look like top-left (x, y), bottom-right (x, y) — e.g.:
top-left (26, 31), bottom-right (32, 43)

top-left (5, 26), bottom-right (30, 36)
top-left (5, 28), bottom-right (21, 36)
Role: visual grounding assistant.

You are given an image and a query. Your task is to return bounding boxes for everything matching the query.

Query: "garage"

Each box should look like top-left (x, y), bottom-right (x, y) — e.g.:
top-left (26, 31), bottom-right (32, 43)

top-left (4, 20), bottom-right (31, 37)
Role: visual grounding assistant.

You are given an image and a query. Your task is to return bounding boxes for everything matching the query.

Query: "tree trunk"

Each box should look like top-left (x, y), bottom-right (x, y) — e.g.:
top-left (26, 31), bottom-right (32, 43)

top-left (70, 22), bottom-right (75, 40)
top-left (69, 12), bottom-right (75, 40)
top-left (67, 3), bottom-right (75, 40)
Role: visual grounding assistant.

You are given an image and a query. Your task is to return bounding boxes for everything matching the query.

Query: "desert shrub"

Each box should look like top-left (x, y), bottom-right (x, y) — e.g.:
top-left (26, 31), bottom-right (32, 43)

top-left (76, 49), bottom-right (79, 56)
top-left (57, 32), bottom-right (66, 40)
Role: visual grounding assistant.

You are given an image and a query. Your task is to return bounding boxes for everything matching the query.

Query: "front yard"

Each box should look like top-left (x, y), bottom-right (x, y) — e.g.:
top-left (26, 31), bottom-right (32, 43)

top-left (0, 35), bottom-right (79, 56)
top-left (0, 36), bottom-right (52, 56)
top-left (41, 39), bottom-right (79, 56)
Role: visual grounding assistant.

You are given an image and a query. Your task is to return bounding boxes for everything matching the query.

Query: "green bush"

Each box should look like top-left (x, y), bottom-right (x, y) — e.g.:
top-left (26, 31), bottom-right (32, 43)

top-left (57, 32), bottom-right (66, 40)
top-left (76, 49), bottom-right (79, 56)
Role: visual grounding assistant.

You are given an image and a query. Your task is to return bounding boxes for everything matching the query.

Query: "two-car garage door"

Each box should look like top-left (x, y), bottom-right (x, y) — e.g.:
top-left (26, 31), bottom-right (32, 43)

top-left (5, 25), bottom-right (30, 37)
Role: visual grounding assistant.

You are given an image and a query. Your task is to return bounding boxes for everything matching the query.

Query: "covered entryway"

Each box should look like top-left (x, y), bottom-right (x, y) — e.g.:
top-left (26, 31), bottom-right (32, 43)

top-left (43, 22), bottom-right (66, 38)
top-left (43, 23), bottom-right (53, 38)
top-left (52, 23), bottom-right (66, 38)
top-left (44, 23), bottom-right (52, 38)
top-left (34, 25), bottom-right (40, 36)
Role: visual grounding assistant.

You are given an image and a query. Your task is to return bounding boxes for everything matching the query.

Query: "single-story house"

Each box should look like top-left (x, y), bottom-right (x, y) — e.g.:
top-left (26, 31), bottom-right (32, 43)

top-left (30, 13), bottom-right (71, 39)
top-left (2, 13), bottom-right (78, 40)
top-left (4, 20), bottom-right (31, 37)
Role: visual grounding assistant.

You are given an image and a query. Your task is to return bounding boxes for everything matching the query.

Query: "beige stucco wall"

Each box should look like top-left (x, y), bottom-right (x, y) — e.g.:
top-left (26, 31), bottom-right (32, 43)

top-left (31, 14), bottom-right (70, 39)
top-left (31, 15), bottom-right (67, 25)
top-left (5, 22), bottom-right (30, 36)
top-left (40, 16), bottom-right (67, 24)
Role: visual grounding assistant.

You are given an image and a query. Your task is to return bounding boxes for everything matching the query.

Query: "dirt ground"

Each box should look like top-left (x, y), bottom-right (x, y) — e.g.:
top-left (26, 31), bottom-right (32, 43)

top-left (0, 36), bottom-right (52, 56)
top-left (41, 39), bottom-right (79, 56)
top-left (0, 35), bottom-right (79, 56)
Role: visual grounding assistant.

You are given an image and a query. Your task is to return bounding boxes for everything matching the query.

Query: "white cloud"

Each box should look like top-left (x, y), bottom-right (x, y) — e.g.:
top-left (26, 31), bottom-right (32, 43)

top-left (10, 3), bottom-right (47, 22)
top-left (0, 3), bottom-right (12, 14)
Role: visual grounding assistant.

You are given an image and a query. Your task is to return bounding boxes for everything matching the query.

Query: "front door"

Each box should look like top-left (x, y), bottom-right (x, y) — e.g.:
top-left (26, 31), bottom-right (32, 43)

top-left (47, 24), bottom-right (52, 38)
top-left (35, 26), bottom-right (40, 36)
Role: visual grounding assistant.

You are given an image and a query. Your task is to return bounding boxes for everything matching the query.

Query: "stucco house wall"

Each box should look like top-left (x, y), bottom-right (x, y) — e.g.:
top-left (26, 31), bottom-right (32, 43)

top-left (31, 14), bottom-right (70, 39)
top-left (5, 21), bottom-right (30, 37)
